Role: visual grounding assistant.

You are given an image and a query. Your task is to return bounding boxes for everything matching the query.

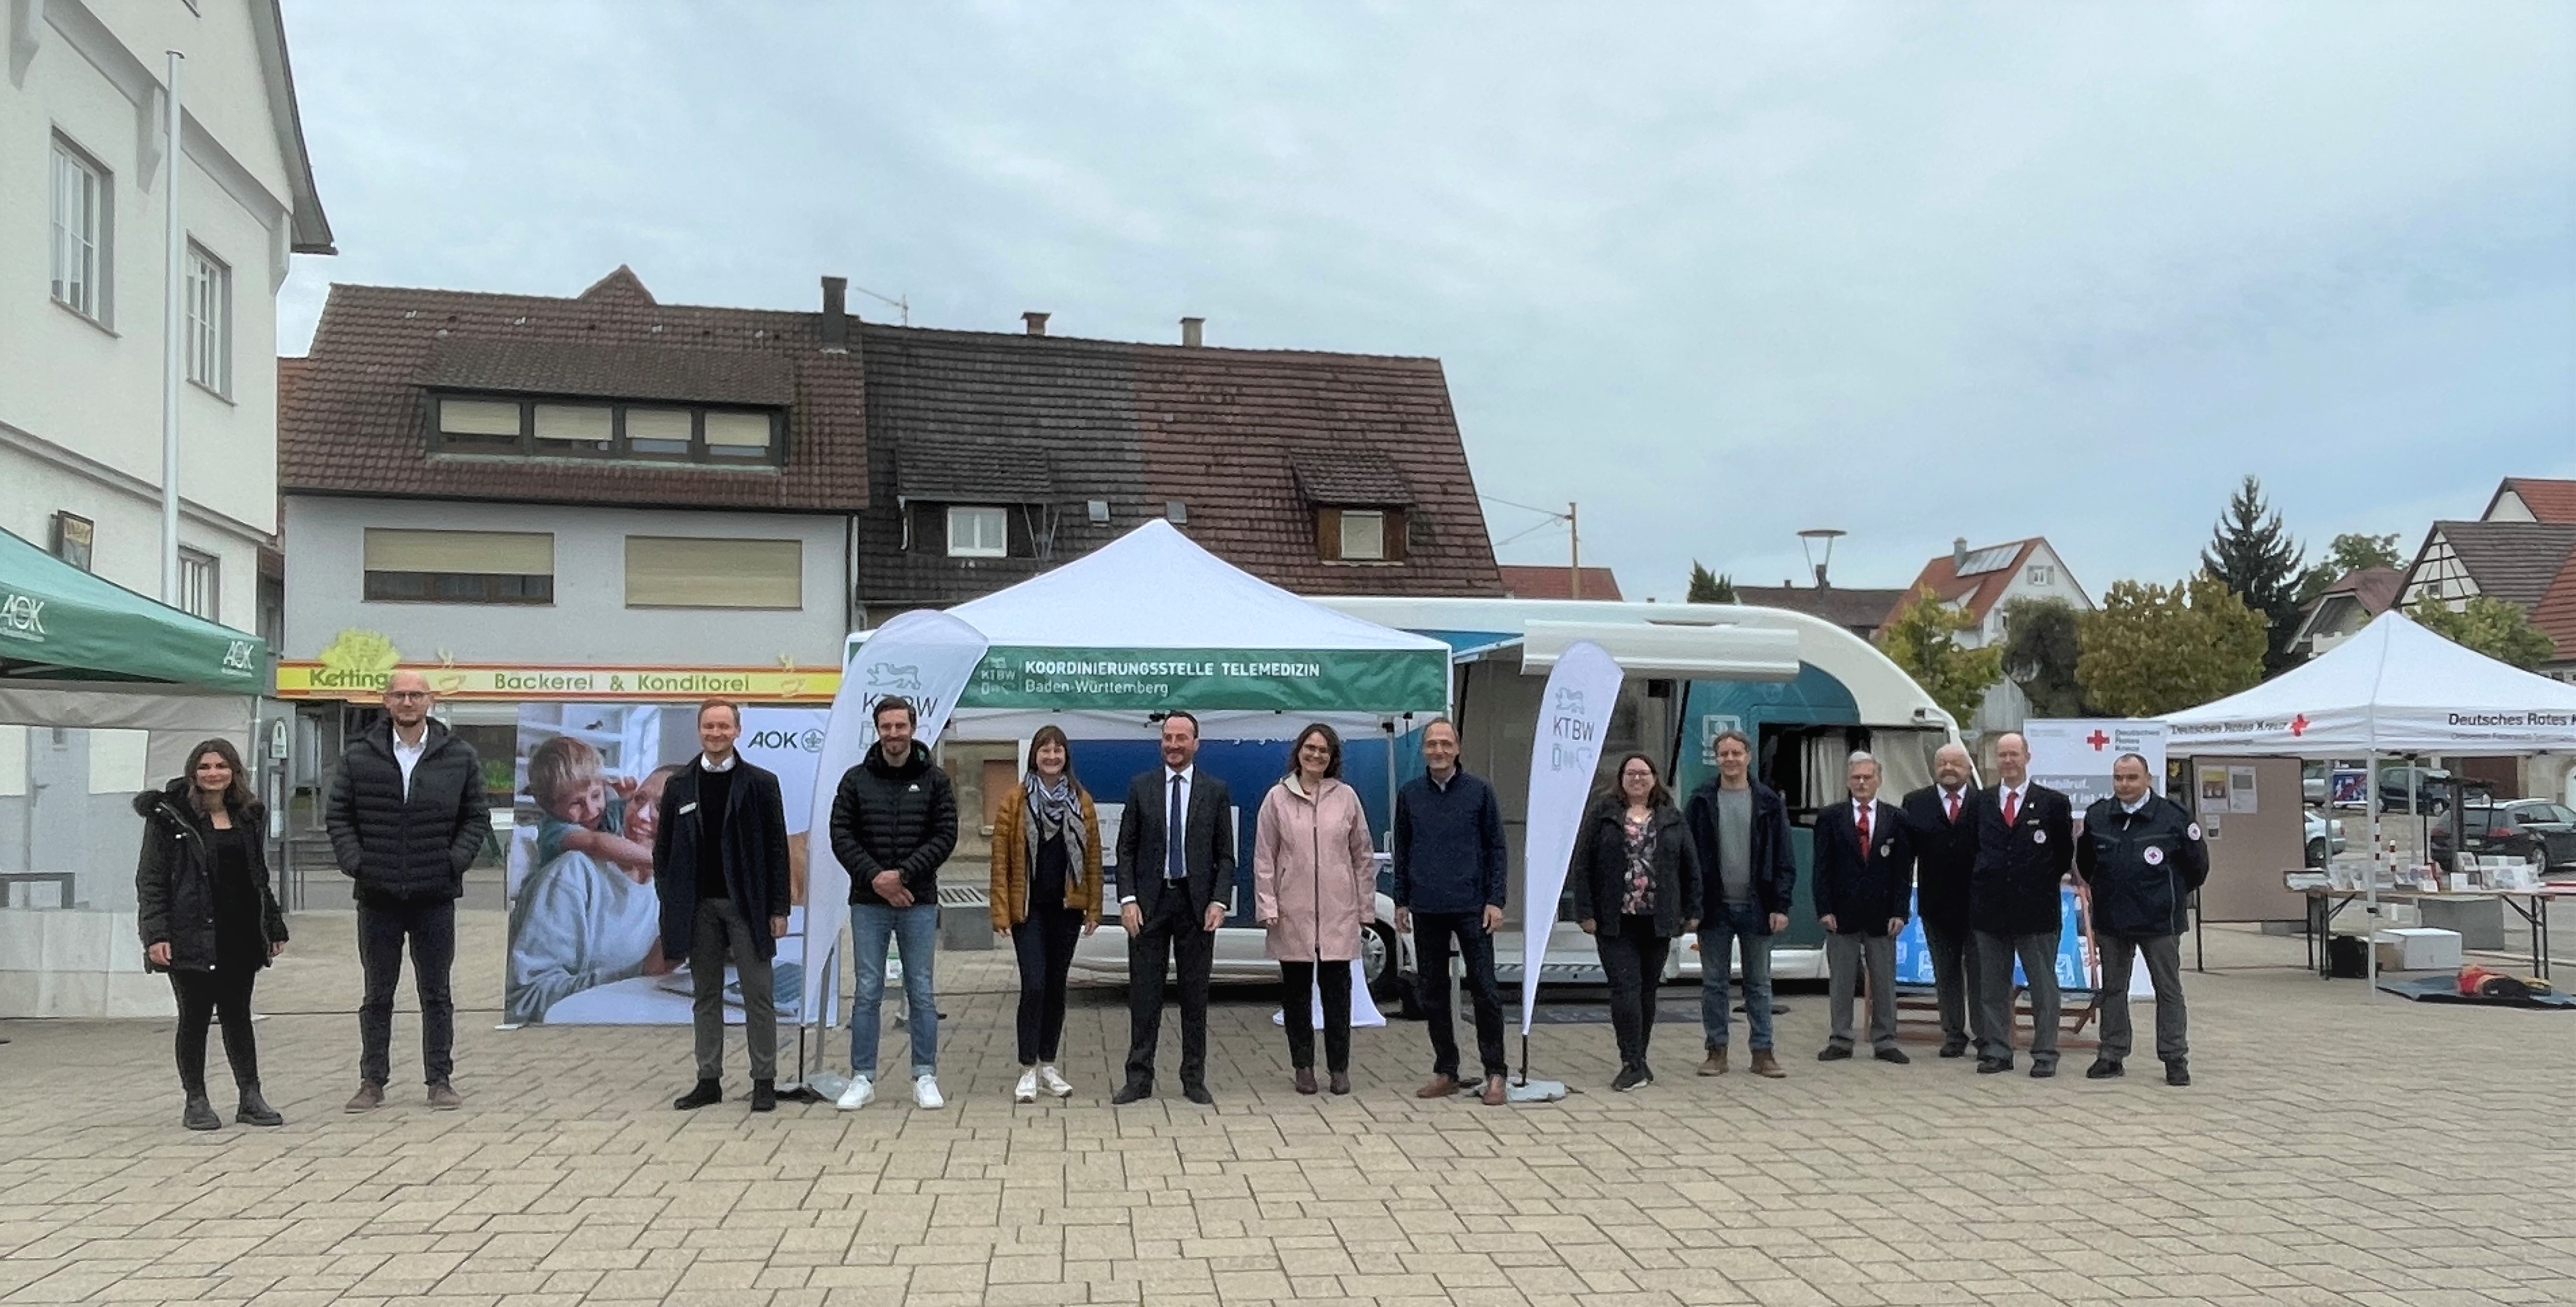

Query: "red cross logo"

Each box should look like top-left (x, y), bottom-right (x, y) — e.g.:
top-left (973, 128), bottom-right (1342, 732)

top-left (2085, 730), bottom-right (2110, 751)
top-left (2289, 713), bottom-right (2309, 737)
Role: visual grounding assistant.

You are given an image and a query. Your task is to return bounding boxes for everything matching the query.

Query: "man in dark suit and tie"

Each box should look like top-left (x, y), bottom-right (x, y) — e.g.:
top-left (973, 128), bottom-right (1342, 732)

top-left (1970, 731), bottom-right (2075, 1078)
top-left (1113, 711), bottom-right (1234, 1105)
top-left (1899, 743), bottom-right (1981, 1058)
top-left (1812, 751), bottom-right (1913, 1064)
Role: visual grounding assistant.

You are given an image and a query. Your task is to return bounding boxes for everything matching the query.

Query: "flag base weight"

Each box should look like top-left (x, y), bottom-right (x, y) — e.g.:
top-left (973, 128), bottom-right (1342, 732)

top-left (1506, 1077), bottom-right (1568, 1103)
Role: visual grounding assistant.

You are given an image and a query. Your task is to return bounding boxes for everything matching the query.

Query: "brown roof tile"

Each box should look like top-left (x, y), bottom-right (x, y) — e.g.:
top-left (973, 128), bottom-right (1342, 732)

top-left (280, 277), bottom-right (866, 511)
top-left (2530, 551), bottom-right (2576, 663)
top-left (1892, 539), bottom-right (2043, 623)
top-left (422, 337), bottom-right (795, 407)
top-left (1731, 584), bottom-right (1909, 636)
top-left (2428, 520), bottom-right (2576, 607)
top-left (1498, 565), bottom-right (1623, 601)
top-left (2492, 477), bottom-right (2576, 525)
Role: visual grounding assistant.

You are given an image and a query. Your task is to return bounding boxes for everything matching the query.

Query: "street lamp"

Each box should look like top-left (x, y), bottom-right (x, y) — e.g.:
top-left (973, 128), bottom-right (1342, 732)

top-left (1797, 528), bottom-right (1846, 588)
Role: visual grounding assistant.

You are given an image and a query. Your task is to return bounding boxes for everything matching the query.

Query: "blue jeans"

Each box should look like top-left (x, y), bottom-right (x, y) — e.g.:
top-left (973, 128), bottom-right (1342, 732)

top-left (847, 902), bottom-right (939, 1080)
top-left (1697, 902), bottom-right (1775, 1053)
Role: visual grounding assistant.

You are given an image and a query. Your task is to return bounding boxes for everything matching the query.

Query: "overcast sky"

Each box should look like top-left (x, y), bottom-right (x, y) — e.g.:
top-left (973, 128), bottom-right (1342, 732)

top-left (277, 1), bottom-right (2575, 601)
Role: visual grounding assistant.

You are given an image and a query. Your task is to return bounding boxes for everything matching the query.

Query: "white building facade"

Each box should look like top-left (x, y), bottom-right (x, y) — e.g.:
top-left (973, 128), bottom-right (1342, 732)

top-left (1, 0), bottom-right (331, 632)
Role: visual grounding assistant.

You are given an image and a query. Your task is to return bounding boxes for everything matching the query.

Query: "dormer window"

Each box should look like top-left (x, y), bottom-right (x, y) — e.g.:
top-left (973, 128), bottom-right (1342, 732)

top-left (430, 393), bottom-right (783, 466)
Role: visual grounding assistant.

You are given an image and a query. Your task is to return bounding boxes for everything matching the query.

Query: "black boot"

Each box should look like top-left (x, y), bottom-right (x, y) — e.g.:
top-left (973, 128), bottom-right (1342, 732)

top-left (673, 1078), bottom-right (723, 1111)
top-left (182, 1094), bottom-right (221, 1131)
top-left (749, 1080), bottom-right (777, 1113)
top-left (236, 1086), bottom-right (284, 1127)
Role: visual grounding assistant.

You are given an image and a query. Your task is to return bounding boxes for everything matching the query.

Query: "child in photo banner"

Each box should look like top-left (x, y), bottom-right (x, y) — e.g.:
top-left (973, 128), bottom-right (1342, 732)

top-left (529, 736), bottom-right (655, 872)
top-left (505, 763), bottom-right (681, 1023)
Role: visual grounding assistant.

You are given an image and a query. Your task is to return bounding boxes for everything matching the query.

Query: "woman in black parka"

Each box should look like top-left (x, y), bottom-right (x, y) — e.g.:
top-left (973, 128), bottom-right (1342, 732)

top-left (135, 738), bottom-right (289, 1130)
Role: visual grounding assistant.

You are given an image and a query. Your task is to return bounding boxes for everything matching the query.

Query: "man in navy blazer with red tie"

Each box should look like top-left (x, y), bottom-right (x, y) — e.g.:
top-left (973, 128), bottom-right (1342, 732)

top-left (1811, 751), bottom-right (1913, 1064)
top-left (1970, 731), bottom-right (2076, 1078)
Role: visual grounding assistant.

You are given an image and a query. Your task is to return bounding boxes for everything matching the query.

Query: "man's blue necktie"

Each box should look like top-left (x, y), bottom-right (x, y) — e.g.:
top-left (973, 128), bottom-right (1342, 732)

top-left (1166, 772), bottom-right (1186, 883)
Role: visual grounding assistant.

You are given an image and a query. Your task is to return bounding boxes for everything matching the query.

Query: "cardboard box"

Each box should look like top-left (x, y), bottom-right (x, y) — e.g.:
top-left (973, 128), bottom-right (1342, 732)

top-left (2374, 927), bottom-right (2462, 972)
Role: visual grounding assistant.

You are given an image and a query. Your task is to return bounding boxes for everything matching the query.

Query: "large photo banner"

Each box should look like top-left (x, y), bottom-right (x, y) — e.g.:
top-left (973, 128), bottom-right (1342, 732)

top-left (502, 703), bottom-right (829, 1025)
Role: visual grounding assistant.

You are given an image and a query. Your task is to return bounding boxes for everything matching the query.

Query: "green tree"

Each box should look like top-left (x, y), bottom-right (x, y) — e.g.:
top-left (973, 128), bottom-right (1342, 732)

top-left (1999, 597), bottom-right (2089, 717)
top-left (2296, 531), bottom-right (2407, 605)
top-left (1687, 562), bottom-right (1736, 604)
top-left (2076, 577), bottom-right (2267, 717)
top-left (2200, 474), bottom-right (2307, 675)
top-left (1878, 588), bottom-right (2003, 728)
top-left (2407, 596), bottom-right (2555, 669)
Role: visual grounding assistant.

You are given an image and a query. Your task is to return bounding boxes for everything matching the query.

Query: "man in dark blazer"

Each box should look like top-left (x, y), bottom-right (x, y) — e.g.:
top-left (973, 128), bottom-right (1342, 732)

top-left (1113, 711), bottom-right (1235, 1105)
top-left (654, 699), bottom-right (793, 1113)
top-left (1899, 743), bottom-right (1981, 1059)
top-left (1969, 731), bottom-right (2075, 1078)
top-left (1812, 751), bottom-right (1913, 1064)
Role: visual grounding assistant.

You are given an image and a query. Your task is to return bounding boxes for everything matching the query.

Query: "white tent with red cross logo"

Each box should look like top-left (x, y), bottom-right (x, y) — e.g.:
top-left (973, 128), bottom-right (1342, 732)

top-left (2160, 610), bottom-right (2576, 756)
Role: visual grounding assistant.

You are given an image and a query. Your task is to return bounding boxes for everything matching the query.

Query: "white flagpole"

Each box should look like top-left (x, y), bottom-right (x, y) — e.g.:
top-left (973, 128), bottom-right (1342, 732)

top-left (160, 50), bottom-right (185, 604)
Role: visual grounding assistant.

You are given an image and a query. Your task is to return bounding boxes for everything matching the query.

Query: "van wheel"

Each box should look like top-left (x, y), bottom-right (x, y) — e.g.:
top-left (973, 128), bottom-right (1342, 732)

top-left (1362, 922), bottom-right (1402, 1003)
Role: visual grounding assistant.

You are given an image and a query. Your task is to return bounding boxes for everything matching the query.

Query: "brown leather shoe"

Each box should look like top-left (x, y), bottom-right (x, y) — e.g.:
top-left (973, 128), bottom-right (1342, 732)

top-left (1328, 1071), bottom-right (1352, 1096)
top-left (343, 1082), bottom-right (383, 1113)
top-left (1699, 1048), bottom-right (1729, 1076)
top-left (1293, 1067), bottom-right (1318, 1095)
top-left (1480, 1076), bottom-right (1507, 1106)
top-left (1416, 1074), bottom-right (1461, 1099)
top-left (426, 1081), bottom-right (464, 1111)
top-left (1748, 1050), bottom-right (1785, 1079)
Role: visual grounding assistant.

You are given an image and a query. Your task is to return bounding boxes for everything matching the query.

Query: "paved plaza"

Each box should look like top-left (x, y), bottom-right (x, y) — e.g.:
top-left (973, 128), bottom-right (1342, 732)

top-left (3, 909), bottom-right (2573, 1307)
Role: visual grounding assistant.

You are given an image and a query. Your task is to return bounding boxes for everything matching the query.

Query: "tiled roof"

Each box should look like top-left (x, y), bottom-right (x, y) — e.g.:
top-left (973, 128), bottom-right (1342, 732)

top-left (2327, 567), bottom-right (2405, 617)
top-left (285, 269), bottom-right (1502, 603)
top-left (1498, 566), bottom-right (1623, 601)
top-left (1730, 584), bottom-right (1909, 636)
top-left (2491, 477), bottom-right (2576, 525)
top-left (280, 275), bottom-right (866, 510)
top-left (2531, 552), bottom-right (2576, 663)
top-left (1893, 539), bottom-right (2043, 623)
top-left (2431, 521), bottom-right (2576, 607)
top-left (422, 337), bottom-right (795, 407)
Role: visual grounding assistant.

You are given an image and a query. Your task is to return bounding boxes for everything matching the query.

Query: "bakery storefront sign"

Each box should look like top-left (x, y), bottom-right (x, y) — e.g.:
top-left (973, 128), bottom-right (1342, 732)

top-left (277, 630), bottom-right (837, 702)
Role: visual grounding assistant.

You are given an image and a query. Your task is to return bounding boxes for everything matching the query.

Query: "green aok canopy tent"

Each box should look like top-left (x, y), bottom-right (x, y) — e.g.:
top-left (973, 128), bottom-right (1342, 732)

top-left (0, 527), bottom-right (265, 732)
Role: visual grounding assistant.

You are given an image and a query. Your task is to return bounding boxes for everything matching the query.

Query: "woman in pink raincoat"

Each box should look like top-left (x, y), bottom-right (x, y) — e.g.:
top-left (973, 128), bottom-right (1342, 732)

top-left (1254, 723), bottom-right (1379, 1096)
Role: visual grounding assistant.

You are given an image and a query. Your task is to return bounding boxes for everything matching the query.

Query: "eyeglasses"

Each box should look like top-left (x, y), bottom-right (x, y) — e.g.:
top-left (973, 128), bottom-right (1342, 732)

top-left (385, 691), bottom-right (431, 702)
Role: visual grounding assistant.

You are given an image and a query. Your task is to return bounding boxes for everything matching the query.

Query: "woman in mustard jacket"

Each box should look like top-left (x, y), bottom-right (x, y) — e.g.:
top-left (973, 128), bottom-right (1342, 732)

top-left (990, 725), bottom-right (1103, 1103)
top-left (1255, 723), bottom-right (1379, 1096)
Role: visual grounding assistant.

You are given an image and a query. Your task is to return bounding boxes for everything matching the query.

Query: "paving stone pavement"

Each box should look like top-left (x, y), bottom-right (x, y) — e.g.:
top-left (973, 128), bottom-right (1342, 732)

top-left (3, 909), bottom-right (2573, 1306)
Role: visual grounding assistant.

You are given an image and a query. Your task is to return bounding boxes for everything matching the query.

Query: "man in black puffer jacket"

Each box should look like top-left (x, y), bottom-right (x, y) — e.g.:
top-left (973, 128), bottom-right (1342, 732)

top-left (827, 697), bottom-right (958, 1109)
top-left (325, 670), bottom-right (490, 1113)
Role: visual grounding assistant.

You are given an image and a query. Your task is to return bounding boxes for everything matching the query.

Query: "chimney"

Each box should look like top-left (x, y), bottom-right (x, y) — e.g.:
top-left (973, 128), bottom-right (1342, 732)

top-left (1180, 316), bottom-right (1204, 347)
top-left (819, 276), bottom-right (848, 351)
top-left (1023, 311), bottom-right (1049, 336)
top-left (1951, 537), bottom-right (1969, 570)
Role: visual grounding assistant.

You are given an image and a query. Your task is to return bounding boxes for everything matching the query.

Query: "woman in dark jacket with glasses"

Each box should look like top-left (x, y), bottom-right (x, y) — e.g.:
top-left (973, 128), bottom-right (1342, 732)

top-left (135, 738), bottom-right (289, 1130)
top-left (1570, 751), bottom-right (1700, 1093)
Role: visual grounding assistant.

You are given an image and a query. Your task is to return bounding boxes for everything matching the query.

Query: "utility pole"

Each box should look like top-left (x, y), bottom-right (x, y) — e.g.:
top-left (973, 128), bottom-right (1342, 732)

top-left (1568, 502), bottom-right (1581, 600)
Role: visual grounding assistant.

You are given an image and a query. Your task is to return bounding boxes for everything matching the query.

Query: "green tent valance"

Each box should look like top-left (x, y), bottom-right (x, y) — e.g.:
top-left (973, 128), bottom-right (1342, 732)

top-left (0, 528), bottom-right (265, 692)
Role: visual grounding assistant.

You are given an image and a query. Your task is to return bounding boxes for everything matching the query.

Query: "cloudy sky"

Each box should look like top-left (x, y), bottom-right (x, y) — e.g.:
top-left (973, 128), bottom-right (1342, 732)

top-left (277, 1), bottom-right (2575, 601)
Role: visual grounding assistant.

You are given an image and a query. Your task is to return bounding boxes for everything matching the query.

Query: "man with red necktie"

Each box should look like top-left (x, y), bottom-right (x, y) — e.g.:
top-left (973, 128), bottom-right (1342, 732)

top-left (1900, 743), bottom-right (1982, 1058)
top-left (1811, 751), bottom-right (1913, 1064)
top-left (1969, 731), bottom-right (2074, 1078)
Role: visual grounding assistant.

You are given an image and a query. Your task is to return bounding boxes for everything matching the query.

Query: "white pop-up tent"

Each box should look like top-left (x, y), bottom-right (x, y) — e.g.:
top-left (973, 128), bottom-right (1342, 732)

top-left (852, 519), bottom-right (1454, 741)
top-left (2161, 610), bottom-right (2576, 986)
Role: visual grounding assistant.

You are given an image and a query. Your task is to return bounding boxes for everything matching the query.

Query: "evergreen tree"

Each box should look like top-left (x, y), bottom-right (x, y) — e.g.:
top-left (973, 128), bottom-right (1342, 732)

top-left (1687, 562), bottom-right (1736, 604)
top-left (2200, 474), bottom-right (2307, 675)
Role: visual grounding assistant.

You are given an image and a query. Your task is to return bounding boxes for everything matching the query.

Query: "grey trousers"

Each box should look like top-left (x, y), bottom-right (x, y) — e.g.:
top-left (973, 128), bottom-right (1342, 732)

top-left (691, 898), bottom-right (777, 1082)
top-left (1922, 919), bottom-right (1976, 1048)
top-left (1825, 933), bottom-right (1899, 1052)
top-left (2096, 933), bottom-right (2188, 1064)
top-left (1973, 930), bottom-right (2060, 1065)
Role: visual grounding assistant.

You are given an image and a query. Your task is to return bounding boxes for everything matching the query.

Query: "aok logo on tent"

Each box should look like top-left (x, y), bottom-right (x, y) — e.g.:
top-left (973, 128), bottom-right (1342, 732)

top-left (0, 593), bottom-right (45, 643)
top-left (222, 641), bottom-right (259, 672)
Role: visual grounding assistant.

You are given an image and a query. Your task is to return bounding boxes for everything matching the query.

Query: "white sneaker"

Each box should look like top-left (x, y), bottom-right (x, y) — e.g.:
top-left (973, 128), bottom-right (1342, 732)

top-left (835, 1076), bottom-right (874, 1111)
top-left (1013, 1069), bottom-right (1039, 1104)
top-left (913, 1074), bottom-right (946, 1110)
top-left (1037, 1065), bottom-right (1074, 1099)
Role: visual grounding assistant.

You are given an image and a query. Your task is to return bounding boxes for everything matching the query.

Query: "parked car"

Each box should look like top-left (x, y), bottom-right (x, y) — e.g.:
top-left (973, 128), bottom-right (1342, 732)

top-left (2305, 810), bottom-right (2347, 868)
top-left (2438, 801), bottom-right (2576, 870)
top-left (2376, 766), bottom-right (2490, 814)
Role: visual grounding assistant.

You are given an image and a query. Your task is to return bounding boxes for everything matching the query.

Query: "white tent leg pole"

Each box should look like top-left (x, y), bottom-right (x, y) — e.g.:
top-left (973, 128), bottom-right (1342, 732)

top-left (2366, 751), bottom-right (2381, 997)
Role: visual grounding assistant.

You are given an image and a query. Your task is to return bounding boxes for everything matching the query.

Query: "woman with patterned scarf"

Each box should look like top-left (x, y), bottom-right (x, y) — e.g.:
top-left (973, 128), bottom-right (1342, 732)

top-left (990, 724), bottom-right (1104, 1102)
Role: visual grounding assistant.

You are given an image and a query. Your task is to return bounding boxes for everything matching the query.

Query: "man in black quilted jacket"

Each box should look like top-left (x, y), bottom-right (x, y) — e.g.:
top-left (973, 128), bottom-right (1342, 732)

top-left (326, 669), bottom-right (490, 1113)
top-left (828, 696), bottom-right (958, 1111)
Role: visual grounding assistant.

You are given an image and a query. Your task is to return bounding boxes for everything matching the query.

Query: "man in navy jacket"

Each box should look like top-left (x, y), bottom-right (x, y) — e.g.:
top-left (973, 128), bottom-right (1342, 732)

top-left (1811, 751), bottom-right (1913, 1064)
top-left (1392, 718), bottom-right (1511, 1105)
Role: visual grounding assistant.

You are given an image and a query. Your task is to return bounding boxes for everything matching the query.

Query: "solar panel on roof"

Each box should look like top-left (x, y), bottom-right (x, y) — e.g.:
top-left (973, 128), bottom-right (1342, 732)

top-left (1956, 544), bottom-right (2021, 576)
